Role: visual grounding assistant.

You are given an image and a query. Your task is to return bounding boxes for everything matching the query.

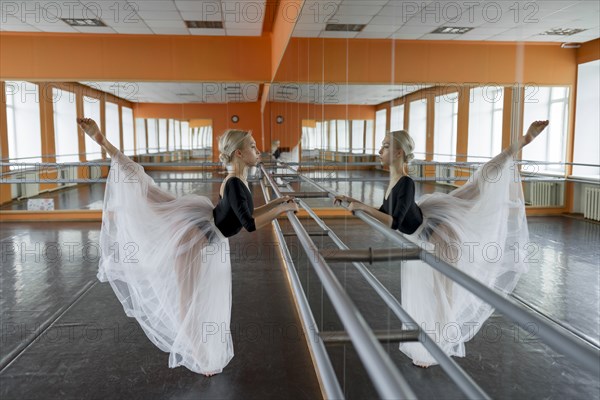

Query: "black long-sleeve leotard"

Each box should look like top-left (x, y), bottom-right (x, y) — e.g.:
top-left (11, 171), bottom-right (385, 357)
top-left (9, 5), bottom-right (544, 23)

top-left (378, 176), bottom-right (423, 234)
top-left (213, 177), bottom-right (256, 237)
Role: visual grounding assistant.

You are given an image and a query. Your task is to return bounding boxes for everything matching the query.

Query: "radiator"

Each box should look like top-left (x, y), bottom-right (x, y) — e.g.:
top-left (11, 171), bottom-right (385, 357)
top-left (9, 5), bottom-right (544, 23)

top-left (530, 182), bottom-right (561, 206)
top-left (584, 186), bottom-right (600, 221)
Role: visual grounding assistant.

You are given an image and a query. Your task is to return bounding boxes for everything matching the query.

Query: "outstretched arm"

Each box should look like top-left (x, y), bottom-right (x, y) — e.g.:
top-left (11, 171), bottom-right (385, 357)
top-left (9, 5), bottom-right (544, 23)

top-left (253, 200), bottom-right (298, 229)
top-left (334, 195), bottom-right (393, 227)
top-left (253, 196), bottom-right (295, 218)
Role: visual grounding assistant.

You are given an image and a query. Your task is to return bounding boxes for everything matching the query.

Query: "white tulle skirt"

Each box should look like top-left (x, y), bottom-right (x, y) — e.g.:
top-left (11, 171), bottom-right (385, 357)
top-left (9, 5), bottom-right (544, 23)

top-left (97, 151), bottom-right (233, 375)
top-left (400, 152), bottom-right (529, 365)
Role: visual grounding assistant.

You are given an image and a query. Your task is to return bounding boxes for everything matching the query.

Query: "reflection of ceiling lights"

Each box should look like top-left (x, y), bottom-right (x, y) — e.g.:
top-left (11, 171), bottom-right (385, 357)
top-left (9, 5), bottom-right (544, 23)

top-left (561, 42), bottom-right (581, 48)
top-left (62, 18), bottom-right (106, 27)
top-left (542, 28), bottom-right (586, 36)
top-left (185, 21), bottom-right (223, 29)
top-left (431, 27), bottom-right (473, 34)
top-left (325, 24), bottom-right (365, 32)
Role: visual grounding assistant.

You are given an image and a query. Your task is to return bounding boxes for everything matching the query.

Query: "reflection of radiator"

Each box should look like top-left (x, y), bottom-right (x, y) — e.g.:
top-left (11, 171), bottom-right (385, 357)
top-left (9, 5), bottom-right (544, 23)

top-left (435, 164), bottom-right (455, 184)
top-left (17, 172), bottom-right (40, 199)
top-left (531, 182), bottom-right (560, 206)
top-left (584, 187), bottom-right (600, 221)
top-left (59, 165), bottom-right (78, 188)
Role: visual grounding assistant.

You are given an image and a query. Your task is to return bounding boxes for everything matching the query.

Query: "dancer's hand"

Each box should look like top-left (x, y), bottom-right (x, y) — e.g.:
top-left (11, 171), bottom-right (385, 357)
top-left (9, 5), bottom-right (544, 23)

top-left (522, 120), bottom-right (549, 147)
top-left (274, 195), bottom-right (295, 205)
top-left (333, 195), bottom-right (359, 206)
top-left (280, 200), bottom-right (299, 213)
top-left (77, 118), bottom-right (105, 145)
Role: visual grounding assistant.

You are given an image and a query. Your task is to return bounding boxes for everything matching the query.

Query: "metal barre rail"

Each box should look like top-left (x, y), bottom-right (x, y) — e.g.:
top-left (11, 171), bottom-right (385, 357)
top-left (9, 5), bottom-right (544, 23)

top-left (279, 162), bottom-right (600, 377)
top-left (260, 164), bottom-right (417, 399)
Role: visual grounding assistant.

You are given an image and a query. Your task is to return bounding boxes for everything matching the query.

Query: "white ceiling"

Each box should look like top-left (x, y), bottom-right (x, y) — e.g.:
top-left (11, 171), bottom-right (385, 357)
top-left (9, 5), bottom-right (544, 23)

top-left (0, 0), bottom-right (266, 36)
top-left (294, 0), bottom-right (599, 42)
top-left (269, 83), bottom-right (430, 104)
top-left (0, 0), bottom-right (597, 42)
top-left (80, 81), bottom-right (261, 102)
top-left (80, 81), bottom-right (428, 104)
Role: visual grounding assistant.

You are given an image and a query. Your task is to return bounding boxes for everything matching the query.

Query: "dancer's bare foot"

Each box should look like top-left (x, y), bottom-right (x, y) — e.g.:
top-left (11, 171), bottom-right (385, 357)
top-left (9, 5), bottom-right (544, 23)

top-left (77, 117), bottom-right (106, 146)
top-left (520, 120), bottom-right (549, 148)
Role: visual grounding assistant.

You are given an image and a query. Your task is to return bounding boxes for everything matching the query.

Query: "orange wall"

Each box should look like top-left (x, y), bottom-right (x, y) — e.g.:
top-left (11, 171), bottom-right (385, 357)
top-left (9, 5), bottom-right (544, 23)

top-left (276, 38), bottom-right (578, 85)
top-left (0, 33), bottom-right (271, 81)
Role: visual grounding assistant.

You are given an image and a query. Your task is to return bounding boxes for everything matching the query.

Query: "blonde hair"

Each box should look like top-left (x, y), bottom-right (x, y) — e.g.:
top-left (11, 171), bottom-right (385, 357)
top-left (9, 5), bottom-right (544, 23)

top-left (388, 130), bottom-right (415, 162)
top-left (218, 129), bottom-right (252, 165)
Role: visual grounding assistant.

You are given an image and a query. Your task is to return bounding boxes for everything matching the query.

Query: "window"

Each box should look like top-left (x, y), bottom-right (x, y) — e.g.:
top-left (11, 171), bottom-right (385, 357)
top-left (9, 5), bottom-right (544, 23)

top-left (573, 60), bottom-right (599, 179)
top-left (5, 81), bottom-right (42, 168)
top-left (158, 119), bottom-right (167, 152)
top-left (328, 120), bottom-right (336, 151)
top-left (105, 102), bottom-right (120, 150)
top-left (315, 121), bottom-right (323, 150)
top-left (468, 86), bottom-right (504, 162)
top-left (337, 120), bottom-right (349, 152)
top-left (522, 86), bottom-right (569, 174)
top-left (391, 104), bottom-right (405, 131)
top-left (122, 107), bottom-right (135, 155)
top-left (53, 88), bottom-right (79, 163)
top-left (174, 120), bottom-right (181, 150)
top-left (181, 121), bottom-right (190, 150)
top-left (365, 120), bottom-right (374, 154)
top-left (351, 120), bottom-right (365, 154)
top-left (83, 96), bottom-right (102, 159)
top-left (434, 92), bottom-right (458, 162)
top-left (168, 119), bottom-right (175, 151)
top-left (147, 119), bottom-right (159, 153)
top-left (135, 118), bottom-right (146, 154)
top-left (408, 99), bottom-right (427, 159)
top-left (375, 109), bottom-right (387, 151)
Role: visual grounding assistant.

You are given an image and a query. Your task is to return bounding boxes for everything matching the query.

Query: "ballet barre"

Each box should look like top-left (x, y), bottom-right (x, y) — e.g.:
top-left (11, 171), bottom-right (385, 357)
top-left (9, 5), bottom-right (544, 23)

top-left (286, 162), bottom-right (600, 379)
top-left (260, 164), bottom-right (418, 400)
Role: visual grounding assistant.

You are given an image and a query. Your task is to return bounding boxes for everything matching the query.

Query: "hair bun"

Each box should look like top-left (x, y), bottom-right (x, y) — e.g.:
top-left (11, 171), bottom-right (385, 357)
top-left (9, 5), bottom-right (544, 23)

top-left (405, 152), bottom-right (415, 162)
top-left (219, 153), bottom-right (231, 164)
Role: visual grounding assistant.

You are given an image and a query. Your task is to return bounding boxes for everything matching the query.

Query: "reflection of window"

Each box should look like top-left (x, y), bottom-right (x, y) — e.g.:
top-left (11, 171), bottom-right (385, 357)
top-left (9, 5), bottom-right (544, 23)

top-left (408, 99), bottom-right (427, 159)
top-left (83, 96), bottom-right (102, 159)
top-left (181, 122), bottom-right (190, 150)
top-left (53, 88), bottom-right (79, 163)
top-left (322, 121), bottom-right (328, 150)
top-left (468, 87), bottom-right (503, 162)
top-left (365, 120), bottom-right (374, 154)
top-left (375, 109), bottom-right (387, 151)
top-left (135, 119), bottom-right (146, 154)
top-left (158, 119), bottom-right (167, 152)
top-left (5, 81), bottom-right (42, 167)
top-left (522, 86), bottom-right (569, 174)
top-left (105, 102), bottom-right (120, 150)
top-left (434, 92), bottom-right (458, 162)
top-left (337, 120), bottom-right (349, 152)
top-left (573, 61), bottom-right (600, 179)
top-left (301, 124), bottom-right (315, 150)
top-left (175, 121), bottom-right (181, 150)
top-left (314, 122), bottom-right (323, 150)
top-left (122, 107), bottom-right (134, 155)
top-left (391, 104), bottom-right (404, 131)
top-left (328, 120), bottom-right (336, 151)
top-left (147, 119), bottom-right (158, 153)
top-left (168, 119), bottom-right (175, 151)
top-left (351, 120), bottom-right (365, 154)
